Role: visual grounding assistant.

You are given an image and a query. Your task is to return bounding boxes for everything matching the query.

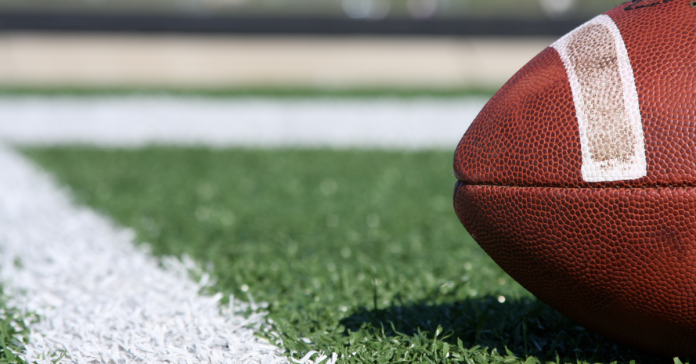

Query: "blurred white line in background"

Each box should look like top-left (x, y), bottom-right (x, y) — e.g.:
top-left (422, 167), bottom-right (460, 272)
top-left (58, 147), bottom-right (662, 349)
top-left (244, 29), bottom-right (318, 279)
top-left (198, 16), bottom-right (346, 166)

top-left (0, 96), bottom-right (487, 149)
top-left (0, 34), bottom-right (551, 89)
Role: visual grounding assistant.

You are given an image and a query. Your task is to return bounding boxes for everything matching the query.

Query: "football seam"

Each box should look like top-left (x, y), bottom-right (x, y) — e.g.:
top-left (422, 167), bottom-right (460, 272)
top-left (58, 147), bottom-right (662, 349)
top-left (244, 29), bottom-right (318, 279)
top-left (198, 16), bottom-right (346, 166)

top-left (455, 180), bottom-right (693, 190)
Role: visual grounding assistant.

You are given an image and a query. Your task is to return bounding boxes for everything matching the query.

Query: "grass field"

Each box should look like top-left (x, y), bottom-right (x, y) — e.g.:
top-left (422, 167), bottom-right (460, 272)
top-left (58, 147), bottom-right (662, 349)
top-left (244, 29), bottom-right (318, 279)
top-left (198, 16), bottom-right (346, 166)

top-left (17, 146), bottom-right (669, 364)
top-left (0, 286), bottom-right (35, 364)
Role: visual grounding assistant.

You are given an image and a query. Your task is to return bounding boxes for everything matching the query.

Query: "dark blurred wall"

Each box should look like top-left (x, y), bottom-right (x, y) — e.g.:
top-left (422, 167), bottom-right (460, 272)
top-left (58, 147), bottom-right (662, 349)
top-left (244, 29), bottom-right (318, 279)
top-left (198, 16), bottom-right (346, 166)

top-left (0, 0), bottom-right (622, 20)
top-left (0, 0), bottom-right (624, 90)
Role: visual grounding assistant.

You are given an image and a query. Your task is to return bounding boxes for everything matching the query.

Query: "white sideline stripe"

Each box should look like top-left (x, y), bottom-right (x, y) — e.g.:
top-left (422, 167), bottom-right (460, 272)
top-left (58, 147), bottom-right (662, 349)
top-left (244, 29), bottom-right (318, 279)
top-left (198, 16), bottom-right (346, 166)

top-left (0, 146), bottom-right (329, 364)
top-left (0, 96), bottom-right (486, 149)
top-left (552, 15), bottom-right (646, 183)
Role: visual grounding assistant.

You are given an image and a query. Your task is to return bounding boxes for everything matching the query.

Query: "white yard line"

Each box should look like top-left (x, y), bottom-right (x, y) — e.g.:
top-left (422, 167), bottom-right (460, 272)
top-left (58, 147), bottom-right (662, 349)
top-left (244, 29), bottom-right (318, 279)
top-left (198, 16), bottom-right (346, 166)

top-left (0, 96), bottom-right (485, 149)
top-left (0, 146), bottom-right (292, 364)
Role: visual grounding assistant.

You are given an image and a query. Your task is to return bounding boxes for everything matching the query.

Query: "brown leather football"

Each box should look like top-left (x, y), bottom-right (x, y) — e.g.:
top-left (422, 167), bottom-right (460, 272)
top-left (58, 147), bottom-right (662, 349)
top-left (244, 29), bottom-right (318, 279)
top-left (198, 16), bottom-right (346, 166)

top-left (453, 0), bottom-right (696, 357)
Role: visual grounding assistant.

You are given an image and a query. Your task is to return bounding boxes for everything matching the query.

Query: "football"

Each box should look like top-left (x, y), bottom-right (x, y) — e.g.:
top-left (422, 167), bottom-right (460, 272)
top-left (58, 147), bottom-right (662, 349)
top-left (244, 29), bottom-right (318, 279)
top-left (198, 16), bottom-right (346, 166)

top-left (453, 0), bottom-right (696, 357)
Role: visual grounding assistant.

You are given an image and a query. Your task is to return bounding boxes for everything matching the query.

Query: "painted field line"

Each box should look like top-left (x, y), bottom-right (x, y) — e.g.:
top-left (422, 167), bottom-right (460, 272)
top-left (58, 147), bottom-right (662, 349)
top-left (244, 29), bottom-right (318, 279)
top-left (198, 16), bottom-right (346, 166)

top-left (0, 96), bottom-right (486, 149)
top-left (0, 146), bottom-right (300, 364)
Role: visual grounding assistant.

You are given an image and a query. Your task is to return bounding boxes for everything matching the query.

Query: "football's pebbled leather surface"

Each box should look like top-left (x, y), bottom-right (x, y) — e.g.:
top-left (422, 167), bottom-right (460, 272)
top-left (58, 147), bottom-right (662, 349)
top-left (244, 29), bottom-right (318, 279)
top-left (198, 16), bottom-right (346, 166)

top-left (454, 0), bottom-right (696, 357)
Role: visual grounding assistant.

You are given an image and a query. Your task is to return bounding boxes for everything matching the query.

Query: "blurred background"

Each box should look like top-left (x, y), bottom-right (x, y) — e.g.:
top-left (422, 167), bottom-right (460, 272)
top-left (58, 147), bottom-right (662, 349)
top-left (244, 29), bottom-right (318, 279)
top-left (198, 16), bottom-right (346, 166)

top-left (0, 0), bottom-right (619, 21)
top-left (0, 0), bottom-right (623, 91)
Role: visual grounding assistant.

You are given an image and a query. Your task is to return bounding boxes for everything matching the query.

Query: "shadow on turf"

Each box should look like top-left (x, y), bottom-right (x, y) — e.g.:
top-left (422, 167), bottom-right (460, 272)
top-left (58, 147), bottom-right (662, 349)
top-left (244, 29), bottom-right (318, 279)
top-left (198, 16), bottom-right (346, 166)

top-left (339, 296), bottom-right (671, 364)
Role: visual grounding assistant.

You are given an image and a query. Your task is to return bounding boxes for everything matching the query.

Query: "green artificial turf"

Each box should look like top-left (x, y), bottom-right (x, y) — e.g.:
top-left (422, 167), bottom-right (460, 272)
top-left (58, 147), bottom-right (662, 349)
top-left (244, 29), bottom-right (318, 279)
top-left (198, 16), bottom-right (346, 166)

top-left (24, 147), bottom-right (672, 364)
top-left (0, 285), bottom-right (38, 364)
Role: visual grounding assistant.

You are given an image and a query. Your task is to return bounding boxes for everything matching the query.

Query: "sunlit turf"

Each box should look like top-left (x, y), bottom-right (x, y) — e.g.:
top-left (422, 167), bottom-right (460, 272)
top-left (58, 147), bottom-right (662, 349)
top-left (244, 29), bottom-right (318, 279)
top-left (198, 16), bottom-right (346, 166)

top-left (0, 286), bottom-right (36, 364)
top-left (24, 147), bottom-right (668, 364)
